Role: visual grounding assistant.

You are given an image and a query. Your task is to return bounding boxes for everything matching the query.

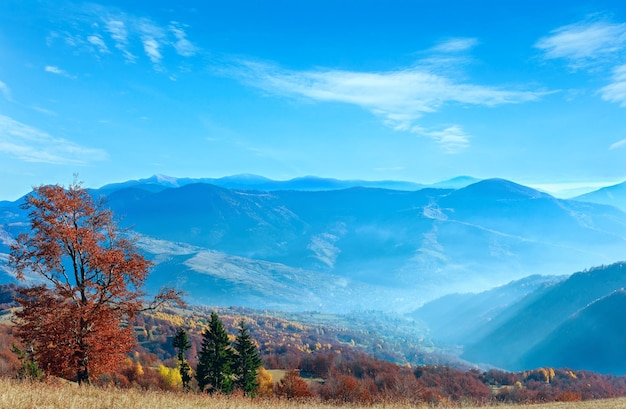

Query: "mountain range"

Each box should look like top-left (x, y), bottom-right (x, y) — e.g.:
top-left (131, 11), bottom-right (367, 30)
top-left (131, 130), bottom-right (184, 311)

top-left (3, 174), bottom-right (626, 373)
top-left (1, 175), bottom-right (626, 313)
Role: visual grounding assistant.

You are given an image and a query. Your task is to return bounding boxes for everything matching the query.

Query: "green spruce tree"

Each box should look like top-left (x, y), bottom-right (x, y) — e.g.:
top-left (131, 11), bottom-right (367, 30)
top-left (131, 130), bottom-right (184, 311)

top-left (11, 344), bottom-right (44, 381)
top-left (233, 320), bottom-right (263, 396)
top-left (195, 312), bottom-right (234, 394)
top-left (172, 327), bottom-right (192, 391)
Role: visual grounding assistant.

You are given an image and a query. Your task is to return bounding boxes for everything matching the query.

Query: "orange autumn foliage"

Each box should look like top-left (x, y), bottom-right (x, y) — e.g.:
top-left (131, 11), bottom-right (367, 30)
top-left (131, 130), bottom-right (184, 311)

top-left (10, 181), bottom-right (182, 384)
top-left (274, 370), bottom-right (313, 399)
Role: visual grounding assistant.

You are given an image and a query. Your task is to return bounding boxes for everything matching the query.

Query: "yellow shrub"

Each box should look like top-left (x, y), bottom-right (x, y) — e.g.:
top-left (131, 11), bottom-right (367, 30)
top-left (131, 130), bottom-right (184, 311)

top-left (256, 367), bottom-right (273, 397)
top-left (158, 364), bottom-right (182, 389)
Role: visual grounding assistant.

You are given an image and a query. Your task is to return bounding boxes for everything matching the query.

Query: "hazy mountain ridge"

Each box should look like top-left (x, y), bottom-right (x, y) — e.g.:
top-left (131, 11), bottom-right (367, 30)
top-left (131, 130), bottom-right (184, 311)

top-left (105, 178), bottom-right (626, 306)
top-left (574, 181), bottom-right (626, 212)
top-left (461, 262), bottom-right (626, 373)
top-left (99, 174), bottom-right (429, 193)
top-left (410, 274), bottom-right (567, 344)
top-left (2, 177), bottom-right (626, 313)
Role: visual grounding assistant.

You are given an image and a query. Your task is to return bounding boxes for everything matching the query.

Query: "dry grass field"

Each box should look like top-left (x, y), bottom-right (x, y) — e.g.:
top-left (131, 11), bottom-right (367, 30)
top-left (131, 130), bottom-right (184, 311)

top-left (2, 378), bottom-right (626, 409)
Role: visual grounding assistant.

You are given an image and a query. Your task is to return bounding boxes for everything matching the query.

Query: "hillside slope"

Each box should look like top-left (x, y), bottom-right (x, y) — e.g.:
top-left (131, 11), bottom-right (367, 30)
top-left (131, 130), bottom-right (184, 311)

top-left (520, 289), bottom-right (626, 374)
top-left (463, 262), bottom-right (626, 372)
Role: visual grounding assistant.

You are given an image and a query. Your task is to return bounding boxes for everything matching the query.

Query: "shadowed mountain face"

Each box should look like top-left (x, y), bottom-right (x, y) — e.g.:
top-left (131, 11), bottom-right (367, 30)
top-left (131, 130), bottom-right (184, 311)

top-left (1, 177), bottom-right (626, 312)
top-left (410, 274), bottom-right (566, 345)
top-left (461, 263), bottom-right (626, 374)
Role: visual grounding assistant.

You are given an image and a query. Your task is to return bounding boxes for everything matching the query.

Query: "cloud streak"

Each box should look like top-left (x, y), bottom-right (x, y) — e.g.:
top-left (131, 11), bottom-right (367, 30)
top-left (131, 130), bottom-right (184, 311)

top-left (537, 18), bottom-right (626, 109)
top-left (87, 34), bottom-right (109, 54)
top-left (609, 138), bottom-right (626, 150)
top-left (105, 19), bottom-right (136, 62)
top-left (535, 19), bottom-right (626, 69)
top-left (600, 64), bottom-right (626, 106)
top-left (0, 115), bottom-right (108, 165)
top-left (230, 60), bottom-right (545, 153)
top-left (431, 38), bottom-right (479, 53)
top-left (170, 22), bottom-right (197, 57)
top-left (411, 125), bottom-right (471, 154)
top-left (44, 65), bottom-right (76, 79)
top-left (54, 5), bottom-right (199, 70)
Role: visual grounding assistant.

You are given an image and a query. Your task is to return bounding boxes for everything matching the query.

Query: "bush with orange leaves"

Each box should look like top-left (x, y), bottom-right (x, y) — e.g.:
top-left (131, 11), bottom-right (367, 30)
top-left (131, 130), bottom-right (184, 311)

top-left (274, 369), bottom-right (313, 399)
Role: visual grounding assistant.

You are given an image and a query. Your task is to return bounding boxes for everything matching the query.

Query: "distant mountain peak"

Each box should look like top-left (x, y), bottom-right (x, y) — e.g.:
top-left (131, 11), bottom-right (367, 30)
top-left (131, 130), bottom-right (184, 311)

top-left (150, 174), bottom-right (180, 186)
top-left (573, 180), bottom-right (626, 212)
top-left (430, 176), bottom-right (481, 190)
top-left (461, 178), bottom-right (551, 199)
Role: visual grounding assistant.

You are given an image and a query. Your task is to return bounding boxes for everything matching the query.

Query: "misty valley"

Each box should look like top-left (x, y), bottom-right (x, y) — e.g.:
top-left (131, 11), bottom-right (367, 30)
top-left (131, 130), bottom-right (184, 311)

top-left (2, 175), bottom-right (626, 377)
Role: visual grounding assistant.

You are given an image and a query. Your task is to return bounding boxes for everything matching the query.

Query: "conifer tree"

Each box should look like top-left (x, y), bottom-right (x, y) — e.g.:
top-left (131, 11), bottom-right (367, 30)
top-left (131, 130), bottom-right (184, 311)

top-left (233, 320), bottom-right (263, 396)
top-left (195, 312), bottom-right (234, 394)
top-left (11, 344), bottom-right (44, 381)
top-left (172, 327), bottom-right (192, 391)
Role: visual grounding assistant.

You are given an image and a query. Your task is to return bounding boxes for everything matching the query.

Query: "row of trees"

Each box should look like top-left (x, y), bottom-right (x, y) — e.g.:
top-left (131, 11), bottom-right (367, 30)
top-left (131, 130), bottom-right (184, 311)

top-left (173, 312), bottom-right (263, 396)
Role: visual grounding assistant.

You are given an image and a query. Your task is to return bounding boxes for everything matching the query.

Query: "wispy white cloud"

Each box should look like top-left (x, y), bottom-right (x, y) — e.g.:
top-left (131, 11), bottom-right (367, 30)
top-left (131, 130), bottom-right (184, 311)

top-left (535, 19), bottom-right (626, 69)
top-left (609, 137), bottom-right (626, 150)
top-left (44, 65), bottom-right (63, 75)
top-left (32, 106), bottom-right (58, 116)
top-left (142, 37), bottom-right (162, 65)
top-left (137, 19), bottom-right (165, 67)
top-left (87, 34), bottom-right (109, 53)
top-left (600, 64), bottom-right (626, 106)
top-left (52, 5), bottom-right (199, 71)
top-left (0, 81), bottom-right (11, 101)
top-left (105, 19), bottom-right (136, 62)
top-left (230, 60), bottom-right (545, 153)
top-left (537, 18), bottom-right (626, 109)
top-left (169, 22), bottom-right (198, 57)
top-left (411, 125), bottom-right (471, 154)
top-left (431, 38), bottom-right (479, 53)
top-left (44, 65), bottom-right (76, 79)
top-left (0, 115), bottom-right (107, 165)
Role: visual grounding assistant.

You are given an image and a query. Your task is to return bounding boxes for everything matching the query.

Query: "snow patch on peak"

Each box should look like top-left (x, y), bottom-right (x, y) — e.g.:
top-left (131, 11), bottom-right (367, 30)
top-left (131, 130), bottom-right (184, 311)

top-left (152, 174), bottom-right (179, 186)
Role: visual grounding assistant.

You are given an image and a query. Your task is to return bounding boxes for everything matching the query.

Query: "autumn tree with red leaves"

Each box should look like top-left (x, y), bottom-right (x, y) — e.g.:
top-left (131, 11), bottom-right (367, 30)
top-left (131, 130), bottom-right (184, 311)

top-left (9, 181), bottom-right (182, 384)
top-left (274, 369), bottom-right (313, 399)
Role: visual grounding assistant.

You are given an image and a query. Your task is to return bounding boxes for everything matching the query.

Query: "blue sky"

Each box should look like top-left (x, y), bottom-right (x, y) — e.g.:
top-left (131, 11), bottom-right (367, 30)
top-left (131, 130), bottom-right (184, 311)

top-left (1, 0), bottom-right (626, 200)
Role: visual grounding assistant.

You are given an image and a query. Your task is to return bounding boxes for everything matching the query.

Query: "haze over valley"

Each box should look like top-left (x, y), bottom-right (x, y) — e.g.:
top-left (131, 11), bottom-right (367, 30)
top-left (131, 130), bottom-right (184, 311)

top-left (2, 174), bottom-right (626, 374)
top-left (3, 0), bottom-right (626, 393)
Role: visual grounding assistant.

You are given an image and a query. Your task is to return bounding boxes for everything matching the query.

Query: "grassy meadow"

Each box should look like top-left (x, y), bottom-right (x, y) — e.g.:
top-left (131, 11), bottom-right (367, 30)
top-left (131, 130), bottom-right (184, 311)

top-left (2, 377), bottom-right (626, 409)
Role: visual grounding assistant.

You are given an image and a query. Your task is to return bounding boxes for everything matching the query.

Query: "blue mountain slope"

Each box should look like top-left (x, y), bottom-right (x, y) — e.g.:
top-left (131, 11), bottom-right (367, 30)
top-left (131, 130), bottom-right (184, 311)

top-left (520, 288), bottom-right (626, 374)
top-left (574, 181), bottom-right (626, 212)
top-left (410, 274), bottom-right (565, 344)
top-left (463, 262), bottom-right (626, 370)
top-left (441, 179), bottom-right (626, 247)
